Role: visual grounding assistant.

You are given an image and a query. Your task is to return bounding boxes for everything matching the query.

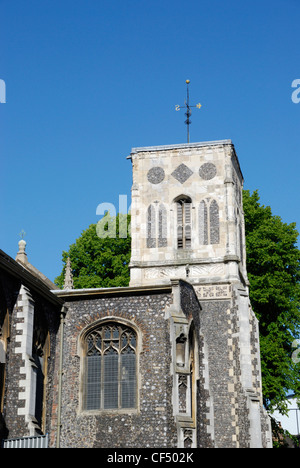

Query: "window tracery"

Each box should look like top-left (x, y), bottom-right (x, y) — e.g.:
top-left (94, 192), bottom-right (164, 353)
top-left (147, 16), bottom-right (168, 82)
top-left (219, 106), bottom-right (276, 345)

top-left (84, 323), bottom-right (137, 411)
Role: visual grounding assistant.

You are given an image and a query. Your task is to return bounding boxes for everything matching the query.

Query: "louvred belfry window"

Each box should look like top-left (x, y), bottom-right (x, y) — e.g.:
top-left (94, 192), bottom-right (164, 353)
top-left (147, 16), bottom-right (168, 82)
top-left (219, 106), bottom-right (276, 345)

top-left (177, 198), bottom-right (192, 249)
top-left (84, 323), bottom-right (137, 411)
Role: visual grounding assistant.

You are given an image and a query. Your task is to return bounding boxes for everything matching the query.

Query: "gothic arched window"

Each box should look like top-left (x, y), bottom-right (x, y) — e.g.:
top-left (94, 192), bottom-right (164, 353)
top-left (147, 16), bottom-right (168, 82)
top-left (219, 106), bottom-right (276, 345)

top-left (199, 198), bottom-right (220, 245)
top-left (147, 203), bottom-right (168, 248)
top-left (158, 203), bottom-right (167, 247)
top-left (199, 200), bottom-right (208, 245)
top-left (83, 323), bottom-right (137, 411)
top-left (147, 204), bottom-right (156, 248)
top-left (176, 197), bottom-right (192, 249)
top-left (209, 199), bottom-right (220, 244)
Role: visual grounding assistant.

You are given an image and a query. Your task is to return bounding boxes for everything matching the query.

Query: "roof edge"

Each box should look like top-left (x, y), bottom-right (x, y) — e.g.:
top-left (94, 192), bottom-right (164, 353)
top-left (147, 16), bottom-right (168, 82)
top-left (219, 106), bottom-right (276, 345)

top-left (127, 139), bottom-right (233, 158)
top-left (0, 249), bottom-right (64, 307)
top-left (51, 283), bottom-right (172, 298)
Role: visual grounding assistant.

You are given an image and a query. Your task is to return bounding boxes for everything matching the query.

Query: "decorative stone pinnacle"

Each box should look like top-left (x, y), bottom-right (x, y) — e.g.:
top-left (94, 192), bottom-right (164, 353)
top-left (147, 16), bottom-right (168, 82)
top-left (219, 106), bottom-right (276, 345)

top-left (16, 237), bottom-right (28, 264)
top-left (63, 257), bottom-right (74, 290)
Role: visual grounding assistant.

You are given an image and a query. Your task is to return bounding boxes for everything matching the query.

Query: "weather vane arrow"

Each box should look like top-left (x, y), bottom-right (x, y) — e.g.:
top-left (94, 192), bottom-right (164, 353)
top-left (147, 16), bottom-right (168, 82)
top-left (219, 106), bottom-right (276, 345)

top-left (175, 80), bottom-right (201, 143)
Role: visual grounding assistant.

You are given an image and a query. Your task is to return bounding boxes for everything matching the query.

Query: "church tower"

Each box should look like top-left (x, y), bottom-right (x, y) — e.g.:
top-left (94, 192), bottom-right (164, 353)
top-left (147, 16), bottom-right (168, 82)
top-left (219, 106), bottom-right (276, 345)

top-left (128, 140), bottom-right (272, 448)
top-left (14, 138), bottom-right (271, 448)
top-left (128, 140), bottom-right (247, 288)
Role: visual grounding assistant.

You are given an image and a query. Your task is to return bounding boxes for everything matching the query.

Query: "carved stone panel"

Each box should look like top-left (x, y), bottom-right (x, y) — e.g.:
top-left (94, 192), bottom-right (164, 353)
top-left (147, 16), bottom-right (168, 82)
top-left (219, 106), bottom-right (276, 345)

top-left (190, 264), bottom-right (224, 277)
top-left (195, 284), bottom-right (232, 300)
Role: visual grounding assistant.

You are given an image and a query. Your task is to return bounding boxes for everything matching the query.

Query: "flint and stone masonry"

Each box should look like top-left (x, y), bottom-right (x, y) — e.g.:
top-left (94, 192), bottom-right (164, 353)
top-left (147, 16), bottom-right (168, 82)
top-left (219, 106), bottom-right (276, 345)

top-left (0, 140), bottom-right (272, 448)
top-left (51, 140), bottom-right (272, 448)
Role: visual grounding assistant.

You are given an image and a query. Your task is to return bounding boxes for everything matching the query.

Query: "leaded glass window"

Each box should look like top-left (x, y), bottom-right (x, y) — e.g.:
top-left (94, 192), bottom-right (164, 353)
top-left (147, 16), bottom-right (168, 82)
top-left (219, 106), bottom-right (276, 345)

top-left (84, 323), bottom-right (137, 411)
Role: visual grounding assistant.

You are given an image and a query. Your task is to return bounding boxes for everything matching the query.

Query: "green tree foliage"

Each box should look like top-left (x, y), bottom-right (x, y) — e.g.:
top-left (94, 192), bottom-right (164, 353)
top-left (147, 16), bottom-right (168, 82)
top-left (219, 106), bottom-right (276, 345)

top-left (55, 213), bottom-right (131, 289)
top-left (243, 190), bottom-right (300, 412)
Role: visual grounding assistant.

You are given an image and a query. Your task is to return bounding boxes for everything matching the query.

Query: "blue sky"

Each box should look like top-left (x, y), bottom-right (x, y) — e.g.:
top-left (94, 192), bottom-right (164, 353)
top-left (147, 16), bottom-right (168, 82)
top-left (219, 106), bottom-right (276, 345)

top-left (0, 0), bottom-right (299, 283)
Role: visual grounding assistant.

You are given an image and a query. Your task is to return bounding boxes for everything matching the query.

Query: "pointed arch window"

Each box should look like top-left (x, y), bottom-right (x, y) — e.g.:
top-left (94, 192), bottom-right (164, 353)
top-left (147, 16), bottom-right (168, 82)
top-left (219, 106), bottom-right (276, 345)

top-left (199, 198), bottom-right (220, 245)
top-left (147, 203), bottom-right (168, 248)
top-left (176, 197), bottom-right (192, 249)
top-left (83, 323), bottom-right (137, 411)
top-left (158, 204), bottom-right (167, 247)
top-left (209, 199), bottom-right (220, 244)
top-left (147, 204), bottom-right (156, 248)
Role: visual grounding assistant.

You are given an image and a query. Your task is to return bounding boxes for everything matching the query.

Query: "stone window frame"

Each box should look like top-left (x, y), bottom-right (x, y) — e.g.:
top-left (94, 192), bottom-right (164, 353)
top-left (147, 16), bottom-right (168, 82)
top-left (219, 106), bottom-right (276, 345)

top-left (174, 195), bottom-right (192, 250)
top-left (78, 317), bottom-right (142, 415)
top-left (146, 202), bottom-right (168, 249)
top-left (199, 198), bottom-right (220, 245)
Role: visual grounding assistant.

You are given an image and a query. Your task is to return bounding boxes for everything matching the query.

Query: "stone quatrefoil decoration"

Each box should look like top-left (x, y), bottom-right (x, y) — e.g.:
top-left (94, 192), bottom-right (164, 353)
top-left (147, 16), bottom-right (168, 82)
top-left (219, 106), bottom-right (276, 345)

top-left (147, 163), bottom-right (217, 185)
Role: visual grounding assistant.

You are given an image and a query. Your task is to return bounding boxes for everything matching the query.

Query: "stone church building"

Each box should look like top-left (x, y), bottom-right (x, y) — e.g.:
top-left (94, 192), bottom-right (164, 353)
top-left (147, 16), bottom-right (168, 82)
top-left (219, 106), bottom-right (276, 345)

top-left (0, 140), bottom-right (272, 448)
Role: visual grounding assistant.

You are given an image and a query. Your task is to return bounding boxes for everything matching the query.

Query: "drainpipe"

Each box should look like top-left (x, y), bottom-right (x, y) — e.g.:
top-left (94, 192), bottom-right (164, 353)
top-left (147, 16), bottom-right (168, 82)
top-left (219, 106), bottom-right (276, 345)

top-left (56, 306), bottom-right (67, 448)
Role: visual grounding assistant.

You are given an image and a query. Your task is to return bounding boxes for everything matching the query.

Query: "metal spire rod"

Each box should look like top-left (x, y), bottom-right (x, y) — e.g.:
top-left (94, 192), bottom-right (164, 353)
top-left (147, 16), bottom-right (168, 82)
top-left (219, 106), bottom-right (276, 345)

top-left (175, 80), bottom-right (201, 143)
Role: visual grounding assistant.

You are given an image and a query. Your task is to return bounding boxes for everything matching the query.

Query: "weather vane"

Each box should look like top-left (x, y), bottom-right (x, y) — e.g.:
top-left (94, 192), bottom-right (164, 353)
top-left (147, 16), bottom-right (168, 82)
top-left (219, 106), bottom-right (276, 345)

top-left (19, 229), bottom-right (26, 239)
top-left (175, 80), bottom-right (201, 143)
